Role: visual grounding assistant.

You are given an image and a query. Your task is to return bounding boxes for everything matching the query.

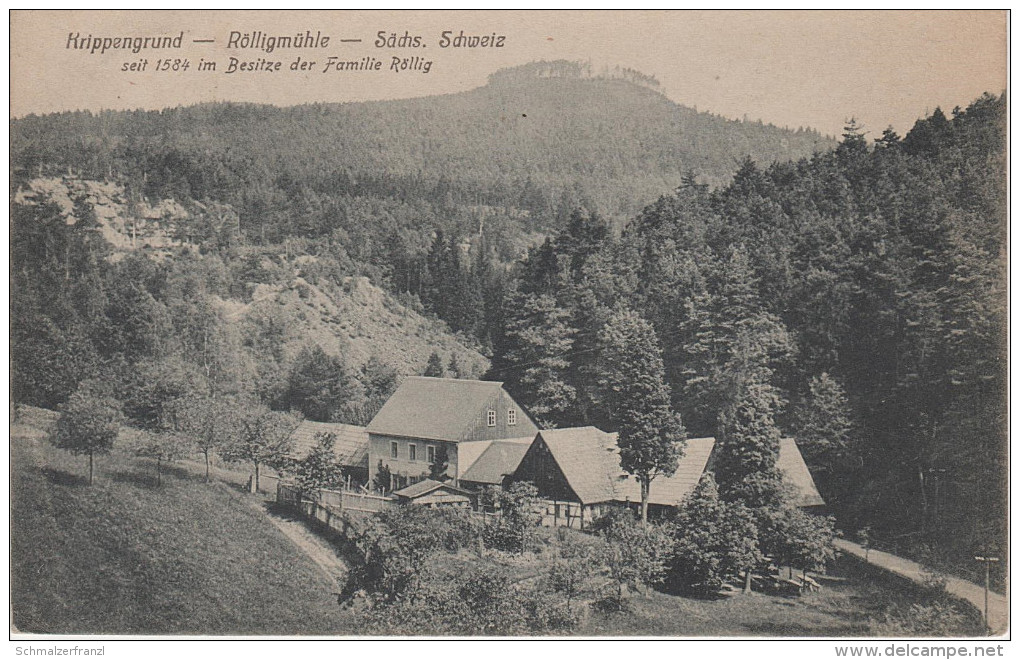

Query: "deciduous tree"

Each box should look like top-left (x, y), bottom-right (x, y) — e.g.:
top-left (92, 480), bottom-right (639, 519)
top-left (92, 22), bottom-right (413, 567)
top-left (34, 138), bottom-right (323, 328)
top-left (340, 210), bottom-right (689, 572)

top-left (53, 382), bottom-right (124, 485)
top-left (222, 404), bottom-right (301, 493)
top-left (594, 309), bottom-right (685, 524)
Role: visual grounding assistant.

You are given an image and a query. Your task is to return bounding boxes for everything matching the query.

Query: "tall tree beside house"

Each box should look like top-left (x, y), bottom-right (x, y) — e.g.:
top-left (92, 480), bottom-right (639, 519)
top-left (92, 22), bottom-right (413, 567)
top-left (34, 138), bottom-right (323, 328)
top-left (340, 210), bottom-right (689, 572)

top-left (222, 404), bottom-right (301, 493)
top-left (53, 381), bottom-right (124, 486)
top-left (423, 351), bottom-right (445, 377)
top-left (295, 432), bottom-right (347, 496)
top-left (356, 356), bottom-right (399, 424)
top-left (594, 308), bottom-right (685, 524)
top-left (285, 344), bottom-right (364, 423)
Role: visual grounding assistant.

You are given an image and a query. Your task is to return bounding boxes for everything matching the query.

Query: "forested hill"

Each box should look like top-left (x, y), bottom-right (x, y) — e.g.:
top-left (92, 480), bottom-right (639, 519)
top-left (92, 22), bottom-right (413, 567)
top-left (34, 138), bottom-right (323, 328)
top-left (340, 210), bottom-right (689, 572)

top-left (10, 60), bottom-right (831, 232)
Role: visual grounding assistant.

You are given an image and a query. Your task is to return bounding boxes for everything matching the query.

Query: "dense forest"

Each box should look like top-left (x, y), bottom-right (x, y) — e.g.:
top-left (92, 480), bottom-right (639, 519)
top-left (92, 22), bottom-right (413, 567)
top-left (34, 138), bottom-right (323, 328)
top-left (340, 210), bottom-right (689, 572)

top-left (486, 94), bottom-right (1007, 579)
top-left (9, 62), bottom-right (1005, 583)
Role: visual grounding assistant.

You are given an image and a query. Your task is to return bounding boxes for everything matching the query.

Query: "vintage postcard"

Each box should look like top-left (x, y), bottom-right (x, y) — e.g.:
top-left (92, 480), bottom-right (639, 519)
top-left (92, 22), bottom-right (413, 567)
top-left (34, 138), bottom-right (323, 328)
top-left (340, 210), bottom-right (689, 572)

top-left (9, 9), bottom-right (1009, 647)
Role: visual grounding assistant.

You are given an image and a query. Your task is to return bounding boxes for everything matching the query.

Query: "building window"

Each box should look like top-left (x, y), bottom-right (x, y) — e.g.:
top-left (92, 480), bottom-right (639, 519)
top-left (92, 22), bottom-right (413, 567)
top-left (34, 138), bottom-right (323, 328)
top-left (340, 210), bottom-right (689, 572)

top-left (390, 441), bottom-right (398, 459)
top-left (426, 445), bottom-right (435, 463)
top-left (507, 409), bottom-right (517, 426)
top-left (487, 409), bottom-right (496, 427)
top-left (409, 444), bottom-right (417, 461)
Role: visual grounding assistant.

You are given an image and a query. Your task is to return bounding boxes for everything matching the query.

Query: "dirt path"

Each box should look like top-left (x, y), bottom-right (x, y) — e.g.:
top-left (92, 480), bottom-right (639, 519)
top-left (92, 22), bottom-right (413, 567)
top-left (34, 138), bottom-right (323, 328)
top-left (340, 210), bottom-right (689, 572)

top-left (249, 499), bottom-right (349, 587)
top-left (834, 539), bottom-right (1008, 635)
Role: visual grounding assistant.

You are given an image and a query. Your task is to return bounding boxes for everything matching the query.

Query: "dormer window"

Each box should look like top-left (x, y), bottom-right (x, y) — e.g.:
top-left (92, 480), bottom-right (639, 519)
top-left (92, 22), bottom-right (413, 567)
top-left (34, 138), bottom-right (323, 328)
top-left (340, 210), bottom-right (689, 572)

top-left (507, 409), bottom-right (517, 426)
top-left (487, 409), bottom-right (496, 427)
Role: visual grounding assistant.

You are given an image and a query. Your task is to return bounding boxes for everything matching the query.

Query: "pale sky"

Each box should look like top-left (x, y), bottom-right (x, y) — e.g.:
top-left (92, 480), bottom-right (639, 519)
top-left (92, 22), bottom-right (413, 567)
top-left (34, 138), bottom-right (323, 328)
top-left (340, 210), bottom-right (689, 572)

top-left (10, 10), bottom-right (1007, 138)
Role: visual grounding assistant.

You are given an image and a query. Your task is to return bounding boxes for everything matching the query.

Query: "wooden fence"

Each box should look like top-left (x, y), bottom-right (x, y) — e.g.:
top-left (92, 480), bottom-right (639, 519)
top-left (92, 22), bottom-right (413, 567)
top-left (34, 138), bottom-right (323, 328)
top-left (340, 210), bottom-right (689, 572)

top-left (277, 482), bottom-right (395, 519)
top-left (278, 483), bottom-right (592, 531)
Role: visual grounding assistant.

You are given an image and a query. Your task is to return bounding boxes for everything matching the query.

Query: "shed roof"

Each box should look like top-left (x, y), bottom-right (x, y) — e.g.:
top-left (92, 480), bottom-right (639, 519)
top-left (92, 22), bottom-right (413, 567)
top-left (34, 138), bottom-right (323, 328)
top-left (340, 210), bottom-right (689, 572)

top-left (393, 478), bottom-right (472, 500)
top-left (459, 439), bottom-right (534, 485)
top-left (289, 420), bottom-right (369, 469)
top-left (777, 437), bottom-right (826, 507)
top-left (367, 377), bottom-right (526, 442)
top-left (613, 437), bottom-right (717, 506)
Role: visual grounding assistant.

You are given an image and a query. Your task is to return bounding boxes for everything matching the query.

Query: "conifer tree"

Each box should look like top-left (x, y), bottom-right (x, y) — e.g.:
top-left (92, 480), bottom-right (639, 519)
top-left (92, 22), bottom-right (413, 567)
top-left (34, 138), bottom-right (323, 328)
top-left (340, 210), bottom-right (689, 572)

top-left (423, 351), bottom-right (445, 377)
top-left (497, 290), bottom-right (577, 427)
top-left (296, 432), bottom-right (347, 495)
top-left (792, 372), bottom-right (853, 474)
top-left (714, 377), bottom-right (784, 509)
top-left (668, 474), bottom-right (762, 594)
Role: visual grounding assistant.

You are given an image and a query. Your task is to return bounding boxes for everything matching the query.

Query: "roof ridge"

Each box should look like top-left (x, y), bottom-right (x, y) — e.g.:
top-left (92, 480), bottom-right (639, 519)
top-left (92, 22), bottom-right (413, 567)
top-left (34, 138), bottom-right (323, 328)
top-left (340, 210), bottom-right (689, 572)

top-left (404, 376), bottom-right (504, 386)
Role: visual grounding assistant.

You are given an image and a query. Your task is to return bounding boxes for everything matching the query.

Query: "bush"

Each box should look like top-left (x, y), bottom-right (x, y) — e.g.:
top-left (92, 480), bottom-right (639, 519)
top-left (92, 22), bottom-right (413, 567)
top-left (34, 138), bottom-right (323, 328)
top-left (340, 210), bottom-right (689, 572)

top-left (666, 474), bottom-right (763, 594)
top-left (759, 504), bottom-right (836, 575)
top-left (875, 601), bottom-right (981, 637)
top-left (546, 530), bottom-right (607, 608)
top-left (359, 562), bottom-right (583, 635)
top-left (339, 505), bottom-right (482, 605)
top-left (482, 482), bottom-right (541, 554)
top-left (590, 507), bottom-right (672, 598)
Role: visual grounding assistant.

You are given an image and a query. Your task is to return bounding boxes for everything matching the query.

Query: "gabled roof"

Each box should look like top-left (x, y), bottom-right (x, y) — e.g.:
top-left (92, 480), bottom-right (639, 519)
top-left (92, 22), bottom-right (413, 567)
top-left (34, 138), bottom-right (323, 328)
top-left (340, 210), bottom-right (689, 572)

top-left (536, 427), bottom-right (620, 504)
top-left (459, 439), bottom-right (534, 485)
top-left (778, 437), bottom-right (825, 507)
top-left (289, 420), bottom-right (369, 469)
top-left (613, 437), bottom-right (716, 506)
top-left (367, 377), bottom-right (518, 442)
top-left (392, 478), bottom-right (472, 500)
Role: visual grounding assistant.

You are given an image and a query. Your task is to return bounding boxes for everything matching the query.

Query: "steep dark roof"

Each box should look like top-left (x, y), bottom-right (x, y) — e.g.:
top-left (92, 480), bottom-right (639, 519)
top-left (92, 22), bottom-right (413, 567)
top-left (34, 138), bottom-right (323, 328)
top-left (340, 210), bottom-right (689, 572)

top-left (288, 420), bottom-right (369, 469)
top-left (459, 439), bottom-right (533, 485)
top-left (537, 427), bottom-right (620, 504)
top-left (393, 478), bottom-right (471, 499)
top-left (778, 437), bottom-right (826, 507)
top-left (367, 376), bottom-right (522, 442)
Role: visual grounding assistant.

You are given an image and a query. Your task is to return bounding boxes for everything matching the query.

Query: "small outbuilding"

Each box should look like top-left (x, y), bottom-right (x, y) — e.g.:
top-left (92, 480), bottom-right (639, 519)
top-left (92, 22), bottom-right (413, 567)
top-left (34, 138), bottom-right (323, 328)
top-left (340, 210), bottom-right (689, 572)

top-left (392, 478), bottom-right (474, 508)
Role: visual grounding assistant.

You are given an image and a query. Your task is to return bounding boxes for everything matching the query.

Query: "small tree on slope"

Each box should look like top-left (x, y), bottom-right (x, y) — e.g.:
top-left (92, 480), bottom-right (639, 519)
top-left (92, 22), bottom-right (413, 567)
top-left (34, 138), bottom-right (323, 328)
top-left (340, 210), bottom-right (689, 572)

top-left (53, 382), bottom-right (123, 486)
